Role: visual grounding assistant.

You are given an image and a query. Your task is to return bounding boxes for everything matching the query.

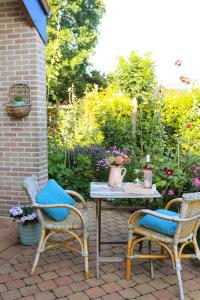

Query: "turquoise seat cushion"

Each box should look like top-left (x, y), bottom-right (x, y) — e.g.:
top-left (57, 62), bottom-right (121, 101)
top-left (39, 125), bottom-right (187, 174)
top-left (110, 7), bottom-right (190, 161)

top-left (138, 209), bottom-right (179, 236)
top-left (36, 179), bottom-right (75, 221)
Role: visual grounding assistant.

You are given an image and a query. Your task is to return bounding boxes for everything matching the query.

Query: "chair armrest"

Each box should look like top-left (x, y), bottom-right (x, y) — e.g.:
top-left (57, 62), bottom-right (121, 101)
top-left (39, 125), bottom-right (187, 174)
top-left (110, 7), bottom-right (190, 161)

top-left (32, 203), bottom-right (85, 226)
top-left (129, 209), bottom-right (200, 225)
top-left (65, 190), bottom-right (87, 209)
top-left (129, 209), bottom-right (179, 225)
top-left (164, 198), bottom-right (183, 210)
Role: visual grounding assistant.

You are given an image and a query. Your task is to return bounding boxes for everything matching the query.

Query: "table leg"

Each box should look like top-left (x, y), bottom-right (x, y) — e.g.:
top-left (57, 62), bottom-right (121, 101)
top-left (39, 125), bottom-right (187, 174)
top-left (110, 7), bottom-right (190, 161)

top-left (96, 199), bottom-right (101, 278)
top-left (99, 199), bottom-right (101, 253)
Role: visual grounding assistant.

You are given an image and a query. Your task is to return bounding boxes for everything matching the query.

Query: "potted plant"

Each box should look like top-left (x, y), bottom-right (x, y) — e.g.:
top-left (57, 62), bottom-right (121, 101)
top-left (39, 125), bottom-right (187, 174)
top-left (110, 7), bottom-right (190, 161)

top-left (96, 146), bottom-right (130, 188)
top-left (9, 206), bottom-right (41, 246)
top-left (12, 96), bottom-right (25, 106)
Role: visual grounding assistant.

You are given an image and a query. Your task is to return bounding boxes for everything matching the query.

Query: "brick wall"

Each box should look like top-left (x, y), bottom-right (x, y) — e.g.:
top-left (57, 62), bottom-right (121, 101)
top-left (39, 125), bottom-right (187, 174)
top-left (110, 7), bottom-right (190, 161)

top-left (0, 0), bottom-right (48, 216)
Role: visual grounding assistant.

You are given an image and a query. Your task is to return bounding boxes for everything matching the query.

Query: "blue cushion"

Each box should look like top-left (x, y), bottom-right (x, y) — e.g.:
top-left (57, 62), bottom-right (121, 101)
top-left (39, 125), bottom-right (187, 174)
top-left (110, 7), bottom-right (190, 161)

top-left (138, 209), bottom-right (179, 236)
top-left (36, 179), bottom-right (75, 221)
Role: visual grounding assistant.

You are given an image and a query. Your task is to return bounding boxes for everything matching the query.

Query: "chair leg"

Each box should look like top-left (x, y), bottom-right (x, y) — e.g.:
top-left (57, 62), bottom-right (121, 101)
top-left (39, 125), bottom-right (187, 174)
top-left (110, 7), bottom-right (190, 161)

top-left (126, 239), bottom-right (132, 280)
top-left (148, 241), bottom-right (154, 279)
top-left (83, 229), bottom-right (89, 279)
top-left (174, 246), bottom-right (185, 300)
top-left (31, 228), bottom-right (46, 275)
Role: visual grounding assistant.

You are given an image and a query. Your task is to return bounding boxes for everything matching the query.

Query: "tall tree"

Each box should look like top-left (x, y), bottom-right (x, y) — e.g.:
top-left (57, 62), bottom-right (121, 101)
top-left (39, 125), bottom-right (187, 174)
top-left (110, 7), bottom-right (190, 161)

top-left (110, 51), bottom-right (157, 102)
top-left (110, 51), bottom-right (157, 136)
top-left (47, 0), bottom-right (105, 102)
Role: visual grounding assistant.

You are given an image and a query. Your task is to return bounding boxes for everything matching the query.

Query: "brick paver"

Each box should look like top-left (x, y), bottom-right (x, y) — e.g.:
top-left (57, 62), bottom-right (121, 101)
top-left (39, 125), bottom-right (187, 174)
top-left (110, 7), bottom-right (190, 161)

top-left (0, 202), bottom-right (200, 300)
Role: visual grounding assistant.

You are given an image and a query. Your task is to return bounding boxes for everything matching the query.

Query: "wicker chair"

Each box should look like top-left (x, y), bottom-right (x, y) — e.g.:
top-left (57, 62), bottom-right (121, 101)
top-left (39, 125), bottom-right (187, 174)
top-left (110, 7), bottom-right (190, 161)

top-left (126, 192), bottom-right (200, 300)
top-left (22, 176), bottom-right (89, 278)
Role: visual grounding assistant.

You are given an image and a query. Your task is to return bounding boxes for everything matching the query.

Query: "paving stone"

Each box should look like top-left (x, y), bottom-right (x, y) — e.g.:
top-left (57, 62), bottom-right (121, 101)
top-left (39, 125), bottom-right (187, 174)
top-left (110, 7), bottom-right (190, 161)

top-left (6, 279), bottom-right (25, 290)
top-left (43, 262), bottom-right (61, 272)
top-left (70, 272), bottom-right (85, 282)
top-left (34, 291), bottom-right (55, 300)
top-left (54, 285), bottom-right (73, 297)
top-left (101, 273), bottom-right (121, 282)
top-left (188, 290), bottom-right (200, 299)
top-left (1, 289), bottom-right (22, 300)
top-left (118, 287), bottom-right (140, 299)
top-left (54, 275), bottom-right (73, 286)
top-left (153, 288), bottom-right (175, 300)
top-left (20, 296), bottom-right (35, 300)
top-left (0, 263), bottom-right (15, 275)
top-left (117, 278), bottom-right (136, 288)
top-left (20, 284), bottom-right (40, 297)
top-left (0, 283), bottom-right (7, 293)
top-left (37, 279), bottom-right (57, 291)
top-left (86, 277), bottom-right (105, 287)
top-left (133, 274), bottom-right (152, 284)
top-left (24, 275), bottom-right (43, 285)
top-left (134, 283), bottom-right (156, 295)
top-left (68, 291), bottom-right (90, 300)
top-left (85, 286), bottom-right (106, 298)
top-left (44, 255), bottom-right (60, 264)
top-left (0, 274), bottom-right (12, 283)
top-left (183, 279), bottom-right (200, 292)
top-left (136, 294), bottom-right (158, 300)
top-left (101, 282), bottom-right (122, 293)
top-left (14, 262), bottom-right (31, 272)
top-left (11, 271), bottom-right (29, 280)
top-left (149, 278), bottom-right (169, 290)
top-left (164, 275), bottom-right (177, 285)
top-left (69, 280), bottom-right (89, 292)
top-left (55, 267), bottom-right (74, 276)
top-left (40, 271), bottom-right (58, 281)
top-left (102, 293), bottom-right (124, 300)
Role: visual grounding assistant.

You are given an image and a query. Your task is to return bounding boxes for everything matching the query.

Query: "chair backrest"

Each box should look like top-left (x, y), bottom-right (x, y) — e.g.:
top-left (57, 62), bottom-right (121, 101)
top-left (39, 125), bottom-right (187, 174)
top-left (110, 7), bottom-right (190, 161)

top-left (175, 192), bottom-right (200, 242)
top-left (22, 176), bottom-right (40, 205)
top-left (22, 176), bottom-right (45, 225)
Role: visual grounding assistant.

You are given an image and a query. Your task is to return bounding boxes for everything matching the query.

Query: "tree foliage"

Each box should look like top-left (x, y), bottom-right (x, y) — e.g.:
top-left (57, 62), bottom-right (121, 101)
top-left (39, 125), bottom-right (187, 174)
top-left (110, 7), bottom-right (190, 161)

top-left (46, 0), bottom-right (105, 102)
top-left (110, 51), bottom-right (157, 102)
top-left (162, 89), bottom-right (200, 154)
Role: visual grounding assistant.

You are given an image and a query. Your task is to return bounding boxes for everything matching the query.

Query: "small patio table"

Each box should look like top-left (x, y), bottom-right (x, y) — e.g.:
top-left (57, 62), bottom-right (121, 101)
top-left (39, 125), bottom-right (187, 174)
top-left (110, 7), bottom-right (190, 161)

top-left (90, 182), bottom-right (162, 278)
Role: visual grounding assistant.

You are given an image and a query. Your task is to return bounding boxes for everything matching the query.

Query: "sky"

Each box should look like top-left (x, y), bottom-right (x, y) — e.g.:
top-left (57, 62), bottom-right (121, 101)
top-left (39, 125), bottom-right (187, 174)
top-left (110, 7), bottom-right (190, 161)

top-left (90, 0), bottom-right (200, 86)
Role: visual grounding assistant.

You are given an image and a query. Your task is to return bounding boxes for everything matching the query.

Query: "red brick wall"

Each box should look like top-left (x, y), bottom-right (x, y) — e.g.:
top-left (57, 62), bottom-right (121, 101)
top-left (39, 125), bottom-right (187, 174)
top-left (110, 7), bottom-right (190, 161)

top-left (0, 0), bottom-right (48, 216)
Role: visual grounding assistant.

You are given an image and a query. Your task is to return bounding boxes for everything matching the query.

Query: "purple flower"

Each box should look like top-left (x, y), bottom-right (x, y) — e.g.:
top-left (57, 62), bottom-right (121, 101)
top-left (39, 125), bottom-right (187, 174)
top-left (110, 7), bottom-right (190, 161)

top-left (193, 178), bottom-right (200, 187)
top-left (123, 147), bottom-right (130, 154)
top-left (108, 146), bottom-right (117, 153)
top-left (96, 158), bottom-right (109, 170)
top-left (168, 189), bottom-right (175, 196)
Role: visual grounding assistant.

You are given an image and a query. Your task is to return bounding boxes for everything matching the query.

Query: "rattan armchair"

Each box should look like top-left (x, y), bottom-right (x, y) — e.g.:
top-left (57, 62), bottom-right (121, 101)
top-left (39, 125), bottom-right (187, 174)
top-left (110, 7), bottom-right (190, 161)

top-left (126, 192), bottom-right (200, 300)
top-left (22, 176), bottom-right (89, 278)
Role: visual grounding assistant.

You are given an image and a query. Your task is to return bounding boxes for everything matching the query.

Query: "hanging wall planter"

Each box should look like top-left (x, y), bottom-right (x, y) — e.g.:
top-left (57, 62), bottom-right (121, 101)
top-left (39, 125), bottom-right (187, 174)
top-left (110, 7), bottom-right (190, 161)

top-left (6, 84), bottom-right (31, 118)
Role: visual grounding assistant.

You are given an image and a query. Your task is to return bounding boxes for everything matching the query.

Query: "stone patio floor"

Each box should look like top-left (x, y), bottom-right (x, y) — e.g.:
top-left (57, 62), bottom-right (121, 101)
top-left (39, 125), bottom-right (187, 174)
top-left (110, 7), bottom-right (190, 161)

top-left (0, 202), bottom-right (200, 300)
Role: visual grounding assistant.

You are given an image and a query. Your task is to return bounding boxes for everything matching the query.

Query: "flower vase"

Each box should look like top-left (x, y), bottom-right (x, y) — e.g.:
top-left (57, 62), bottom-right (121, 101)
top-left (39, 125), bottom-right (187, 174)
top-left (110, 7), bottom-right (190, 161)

top-left (108, 166), bottom-right (126, 188)
top-left (19, 223), bottom-right (41, 246)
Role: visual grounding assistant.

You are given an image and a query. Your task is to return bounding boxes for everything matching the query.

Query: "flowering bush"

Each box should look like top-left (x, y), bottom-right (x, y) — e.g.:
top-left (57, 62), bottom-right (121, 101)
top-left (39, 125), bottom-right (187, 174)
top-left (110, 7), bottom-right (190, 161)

top-left (154, 154), bottom-right (200, 206)
top-left (96, 146), bottom-right (130, 170)
top-left (191, 164), bottom-right (200, 188)
top-left (9, 206), bottom-right (38, 226)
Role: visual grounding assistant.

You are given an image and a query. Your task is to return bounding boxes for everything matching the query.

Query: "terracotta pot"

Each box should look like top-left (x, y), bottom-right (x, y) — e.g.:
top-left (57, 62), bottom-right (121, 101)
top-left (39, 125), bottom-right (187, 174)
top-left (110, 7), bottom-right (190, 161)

top-left (108, 166), bottom-right (126, 188)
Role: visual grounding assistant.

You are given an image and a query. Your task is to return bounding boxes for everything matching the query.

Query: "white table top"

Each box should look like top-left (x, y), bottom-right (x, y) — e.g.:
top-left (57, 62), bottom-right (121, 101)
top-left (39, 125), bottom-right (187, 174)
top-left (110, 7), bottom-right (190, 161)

top-left (90, 182), bottom-right (161, 199)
